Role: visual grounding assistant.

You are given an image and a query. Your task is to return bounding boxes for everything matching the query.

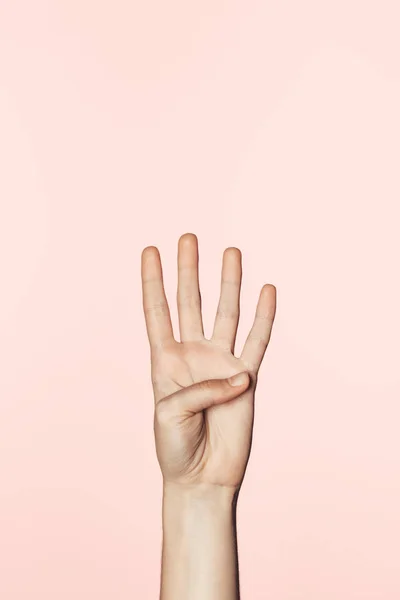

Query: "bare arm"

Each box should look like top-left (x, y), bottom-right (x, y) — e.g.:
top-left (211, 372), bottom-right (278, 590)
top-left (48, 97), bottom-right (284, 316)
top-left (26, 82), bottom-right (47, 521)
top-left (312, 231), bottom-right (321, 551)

top-left (161, 483), bottom-right (239, 600)
top-left (141, 233), bottom-right (276, 600)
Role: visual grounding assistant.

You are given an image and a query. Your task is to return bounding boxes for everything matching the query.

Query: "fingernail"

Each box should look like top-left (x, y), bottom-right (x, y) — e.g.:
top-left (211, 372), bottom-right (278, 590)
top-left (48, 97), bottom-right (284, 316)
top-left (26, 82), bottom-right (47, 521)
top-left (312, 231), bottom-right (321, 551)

top-left (229, 372), bottom-right (248, 386)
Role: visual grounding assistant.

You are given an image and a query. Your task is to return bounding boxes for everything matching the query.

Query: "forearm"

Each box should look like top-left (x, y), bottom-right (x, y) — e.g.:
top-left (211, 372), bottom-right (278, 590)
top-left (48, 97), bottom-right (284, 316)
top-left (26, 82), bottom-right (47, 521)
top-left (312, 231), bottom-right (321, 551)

top-left (160, 482), bottom-right (240, 600)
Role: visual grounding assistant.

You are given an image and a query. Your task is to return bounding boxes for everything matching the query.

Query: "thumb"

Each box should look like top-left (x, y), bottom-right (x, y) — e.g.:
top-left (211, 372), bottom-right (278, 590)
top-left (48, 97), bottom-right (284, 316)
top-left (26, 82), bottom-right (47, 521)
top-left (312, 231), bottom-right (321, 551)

top-left (166, 371), bottom-right (250, 417)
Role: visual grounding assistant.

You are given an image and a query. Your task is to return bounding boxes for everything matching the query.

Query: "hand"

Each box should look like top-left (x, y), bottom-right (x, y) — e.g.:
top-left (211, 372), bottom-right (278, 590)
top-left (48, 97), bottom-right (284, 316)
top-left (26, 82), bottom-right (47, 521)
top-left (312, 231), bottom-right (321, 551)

top-left (141, 233), bottom-right (276, 492)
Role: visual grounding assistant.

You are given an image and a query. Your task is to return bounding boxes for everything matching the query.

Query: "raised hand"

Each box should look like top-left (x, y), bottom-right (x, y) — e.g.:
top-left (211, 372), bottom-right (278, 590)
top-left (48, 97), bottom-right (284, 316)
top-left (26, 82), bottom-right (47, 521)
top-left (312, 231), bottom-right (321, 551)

top-left (141, 233), bottom-right (276, 492)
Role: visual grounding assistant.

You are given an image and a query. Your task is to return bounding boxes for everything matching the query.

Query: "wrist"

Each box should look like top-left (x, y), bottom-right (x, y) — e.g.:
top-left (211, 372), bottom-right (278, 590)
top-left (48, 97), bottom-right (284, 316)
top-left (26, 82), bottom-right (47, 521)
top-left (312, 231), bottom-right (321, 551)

top-left (162, 480), bottom-right (238, 512)
top-left (160, 480), bottom-right (240, 600)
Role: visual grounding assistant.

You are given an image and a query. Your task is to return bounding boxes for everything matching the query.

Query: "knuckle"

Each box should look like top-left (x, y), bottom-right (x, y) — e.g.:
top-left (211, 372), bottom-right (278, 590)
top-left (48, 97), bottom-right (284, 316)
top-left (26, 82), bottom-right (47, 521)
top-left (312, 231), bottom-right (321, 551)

top-left (154, 400), bottom-right (174, 426)
top-left (144, 301), bottom-right (169, 317)
top-left (255, 312), bottom-right (274, 323)
top-left (177, 293), bottom-right (202, 309)
top-left (198, 378), bottom-right (213, 393)
top-left (216, 305), bottom-right (239, 320)
top-left (248, 332), bottom-right (267, 346)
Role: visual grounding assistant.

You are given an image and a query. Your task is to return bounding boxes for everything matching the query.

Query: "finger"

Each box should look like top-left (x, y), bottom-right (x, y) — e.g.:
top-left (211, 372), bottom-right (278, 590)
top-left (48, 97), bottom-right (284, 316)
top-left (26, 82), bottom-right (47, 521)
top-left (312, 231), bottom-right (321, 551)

top-left (240, 284), bottom-right (277, 372)
top-left (141, 245), bottom-right (175, 350)
top-left (157, 371), bottom-right (250, 419)
top-left (177, 233), bottom-right (204, 342)
top-left (211, 247), bottom-right (242, 352)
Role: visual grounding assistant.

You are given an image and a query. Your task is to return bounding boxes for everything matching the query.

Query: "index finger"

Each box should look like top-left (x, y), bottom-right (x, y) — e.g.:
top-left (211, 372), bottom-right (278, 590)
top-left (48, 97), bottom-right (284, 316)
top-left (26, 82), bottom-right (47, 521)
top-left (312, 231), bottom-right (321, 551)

top-left (141, 246), bottom-right (175, 350)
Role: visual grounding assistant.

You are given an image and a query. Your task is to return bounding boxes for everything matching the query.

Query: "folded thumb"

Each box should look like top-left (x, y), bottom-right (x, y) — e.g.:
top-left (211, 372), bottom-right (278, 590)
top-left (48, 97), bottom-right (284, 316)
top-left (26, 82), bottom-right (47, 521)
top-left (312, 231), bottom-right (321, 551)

top-left (169, 371), bottom-right (250, 416)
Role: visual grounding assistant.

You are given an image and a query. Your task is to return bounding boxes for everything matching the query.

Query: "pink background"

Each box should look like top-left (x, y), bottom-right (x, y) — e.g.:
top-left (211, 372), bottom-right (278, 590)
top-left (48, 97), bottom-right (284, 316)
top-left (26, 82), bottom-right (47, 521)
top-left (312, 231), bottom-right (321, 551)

top-left (1, 1), bottom-right (400, 598)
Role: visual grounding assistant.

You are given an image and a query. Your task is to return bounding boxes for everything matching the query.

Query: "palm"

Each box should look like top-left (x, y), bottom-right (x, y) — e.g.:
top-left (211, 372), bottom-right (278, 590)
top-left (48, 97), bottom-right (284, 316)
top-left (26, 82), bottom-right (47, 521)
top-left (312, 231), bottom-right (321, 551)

top-left (152, 338), bottom-right (255, 486)
top-left (152, 338), bottom-right (250, 400)
top-left (141, 234), bottom-right (276, 488)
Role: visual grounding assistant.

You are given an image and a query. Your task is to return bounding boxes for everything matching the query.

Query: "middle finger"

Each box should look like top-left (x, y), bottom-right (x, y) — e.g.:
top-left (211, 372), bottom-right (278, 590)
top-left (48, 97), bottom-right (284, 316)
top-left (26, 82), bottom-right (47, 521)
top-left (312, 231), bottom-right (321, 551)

top-left (177, 233), bottom-right (204, 342)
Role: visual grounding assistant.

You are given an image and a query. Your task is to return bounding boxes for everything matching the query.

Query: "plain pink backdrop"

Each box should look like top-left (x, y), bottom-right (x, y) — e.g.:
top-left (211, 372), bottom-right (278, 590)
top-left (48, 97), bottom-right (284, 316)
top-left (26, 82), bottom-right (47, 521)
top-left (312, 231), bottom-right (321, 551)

top-left (1, 1), bottom-right (399, 598)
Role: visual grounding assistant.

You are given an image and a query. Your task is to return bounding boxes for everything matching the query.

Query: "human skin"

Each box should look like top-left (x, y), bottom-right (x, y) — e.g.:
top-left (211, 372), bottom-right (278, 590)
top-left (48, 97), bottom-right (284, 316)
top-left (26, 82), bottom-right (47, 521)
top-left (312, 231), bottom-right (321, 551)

top-left (141, 233), bottom-right (277, 600)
